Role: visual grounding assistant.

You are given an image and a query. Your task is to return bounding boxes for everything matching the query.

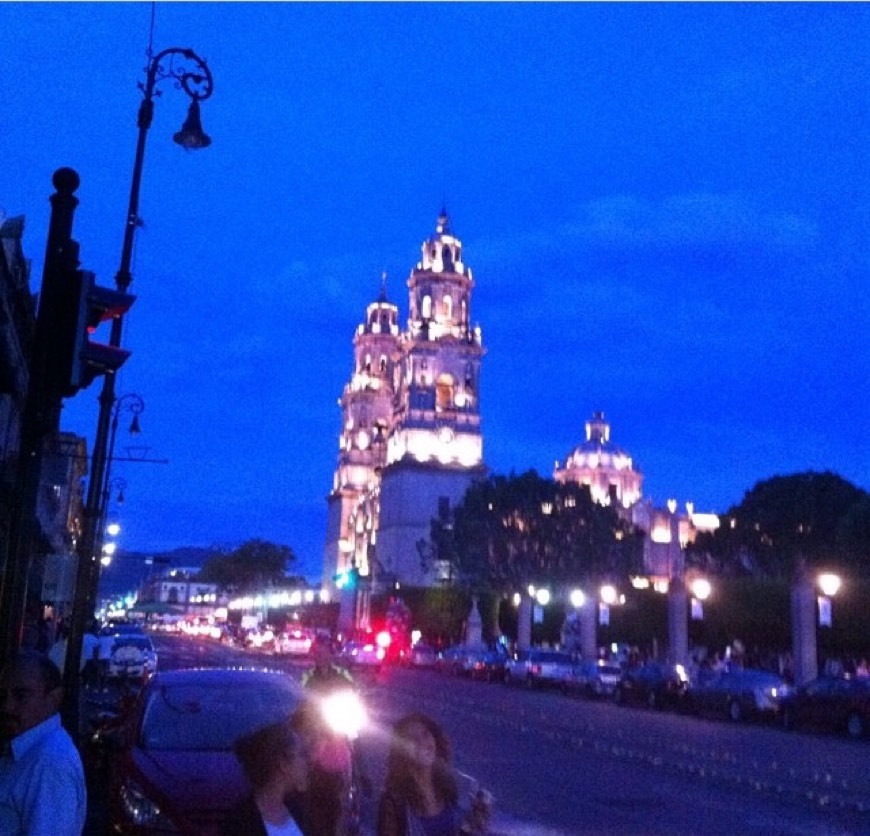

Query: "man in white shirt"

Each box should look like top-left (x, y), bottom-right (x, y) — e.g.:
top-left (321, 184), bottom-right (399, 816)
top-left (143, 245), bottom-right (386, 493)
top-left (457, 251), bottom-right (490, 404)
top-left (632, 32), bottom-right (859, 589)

top-left (0, 651), bottom-right (87, 835)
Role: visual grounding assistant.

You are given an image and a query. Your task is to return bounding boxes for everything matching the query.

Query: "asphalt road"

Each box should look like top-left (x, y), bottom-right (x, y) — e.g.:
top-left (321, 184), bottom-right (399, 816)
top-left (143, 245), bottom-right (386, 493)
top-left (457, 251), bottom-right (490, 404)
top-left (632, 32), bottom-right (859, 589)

top-left (85, 635), bottom-right (870, 835)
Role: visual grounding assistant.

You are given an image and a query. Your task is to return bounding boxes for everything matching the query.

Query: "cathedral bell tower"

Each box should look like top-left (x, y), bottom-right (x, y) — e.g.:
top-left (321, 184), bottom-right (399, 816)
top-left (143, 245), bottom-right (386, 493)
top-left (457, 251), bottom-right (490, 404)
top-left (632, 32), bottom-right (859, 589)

top-left (325, 210), bottom-right (487, 591)
top-left (377, 209), bottom-right (487, 585)
top-left (324, 277), bottom-right (400, 587)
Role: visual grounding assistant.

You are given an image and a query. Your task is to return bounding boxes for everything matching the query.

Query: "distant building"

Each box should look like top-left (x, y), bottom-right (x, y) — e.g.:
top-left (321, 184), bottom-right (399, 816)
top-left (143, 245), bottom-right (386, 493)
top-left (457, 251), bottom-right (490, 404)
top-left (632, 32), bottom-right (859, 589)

top-left (554, 411), bottom-right (718, 580)
top-left (325, 210), bottom-right (486, 589)
top-left (554, 411), bottom-right (643, 510)
top-left (137, 567), bottom-right (220, 616)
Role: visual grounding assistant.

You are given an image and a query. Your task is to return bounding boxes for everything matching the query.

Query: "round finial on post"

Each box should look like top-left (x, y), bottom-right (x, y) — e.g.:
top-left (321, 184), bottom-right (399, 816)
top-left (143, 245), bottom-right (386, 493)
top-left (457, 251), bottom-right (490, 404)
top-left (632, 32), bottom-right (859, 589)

top-left (52, 167), bottom-right (80, 194)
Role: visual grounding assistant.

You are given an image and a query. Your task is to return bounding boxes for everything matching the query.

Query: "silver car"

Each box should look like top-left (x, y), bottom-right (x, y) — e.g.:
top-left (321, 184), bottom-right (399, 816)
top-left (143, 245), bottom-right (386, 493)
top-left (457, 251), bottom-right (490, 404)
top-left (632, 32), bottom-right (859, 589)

top-left (572, 659), bottom-right (623, 698)
top-left (506, 649), bottom-right (574, 689)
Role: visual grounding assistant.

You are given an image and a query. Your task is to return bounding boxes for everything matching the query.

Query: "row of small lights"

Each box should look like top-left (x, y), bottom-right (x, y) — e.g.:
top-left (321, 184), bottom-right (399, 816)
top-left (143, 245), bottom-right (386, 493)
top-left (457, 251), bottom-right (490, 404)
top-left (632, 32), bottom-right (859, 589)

top-left (515, 572), bottom-right (843, 609)
top-left (228, 589), bottom-right (330, 611)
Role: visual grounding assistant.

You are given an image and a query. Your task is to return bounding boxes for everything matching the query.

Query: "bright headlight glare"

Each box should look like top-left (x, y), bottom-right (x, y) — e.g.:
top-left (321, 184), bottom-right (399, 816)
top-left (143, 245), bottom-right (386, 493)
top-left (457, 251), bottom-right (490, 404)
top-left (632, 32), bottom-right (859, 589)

top-left (321, 690), bottom-right (367, 739)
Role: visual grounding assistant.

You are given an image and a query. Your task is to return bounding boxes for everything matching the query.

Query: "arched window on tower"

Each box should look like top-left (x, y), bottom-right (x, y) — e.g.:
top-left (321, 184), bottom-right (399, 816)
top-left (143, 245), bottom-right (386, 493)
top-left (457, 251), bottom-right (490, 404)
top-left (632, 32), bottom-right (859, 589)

top-left (443, 246), bottom-right (454, 272)
top-left (421, 295), bottom-right (432, 320)
top-left (443, 295), bottom-right (453, 320)
top-left (365, 354), bottom-right (372, 373)
top-left (379, 355), bottom-right (388, 373)
top-left (435, 374), bottom-right (455, 411)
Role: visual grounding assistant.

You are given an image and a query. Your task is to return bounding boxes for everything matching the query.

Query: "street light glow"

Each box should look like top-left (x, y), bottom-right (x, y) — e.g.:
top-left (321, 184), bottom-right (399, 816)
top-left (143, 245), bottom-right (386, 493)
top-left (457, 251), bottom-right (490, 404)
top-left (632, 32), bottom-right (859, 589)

top-left (818, 573), bottom-right (841, 597)
top-left (570, 589), bottom-right (586, 608)
top-left (691, 578), bottom-right (712, 601)
top-left (600, 584), bottom-right (618, 605)
top-left (106, 523), bottom-right (121, 537)
top-left (535, 588), bottom-right (551, 606)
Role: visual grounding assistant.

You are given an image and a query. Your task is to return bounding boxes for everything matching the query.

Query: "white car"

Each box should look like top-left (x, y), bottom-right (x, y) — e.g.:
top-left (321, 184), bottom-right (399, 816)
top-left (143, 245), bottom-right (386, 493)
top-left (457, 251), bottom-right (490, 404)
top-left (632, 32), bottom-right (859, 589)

top-left (274, 629), bottom-right (314, 656)
top-left (108, 635), bottom-right (158, 680)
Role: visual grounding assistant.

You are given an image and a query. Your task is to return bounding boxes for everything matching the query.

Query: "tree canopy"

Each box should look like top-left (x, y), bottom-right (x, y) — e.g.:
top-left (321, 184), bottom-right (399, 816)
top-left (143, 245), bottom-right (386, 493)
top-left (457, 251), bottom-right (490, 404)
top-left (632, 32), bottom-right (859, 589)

top-left (418, 470), bottom-right (642, 592)
top-left (688, 471), bottom-right (870, 577)
top-left (197, 538), bottom-right (296, 590)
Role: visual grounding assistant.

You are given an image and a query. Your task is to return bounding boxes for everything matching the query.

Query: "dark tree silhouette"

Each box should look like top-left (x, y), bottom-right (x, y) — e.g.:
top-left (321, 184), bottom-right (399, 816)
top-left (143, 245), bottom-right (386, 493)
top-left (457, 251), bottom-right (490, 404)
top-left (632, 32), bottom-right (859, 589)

top-left (420, 470), bottom-right (642, 592)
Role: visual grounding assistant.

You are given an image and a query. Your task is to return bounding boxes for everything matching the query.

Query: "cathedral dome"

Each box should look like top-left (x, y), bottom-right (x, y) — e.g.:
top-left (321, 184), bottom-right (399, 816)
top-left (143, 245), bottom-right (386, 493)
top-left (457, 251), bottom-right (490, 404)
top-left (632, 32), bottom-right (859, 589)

top-left (554, 412), bottom-right (642, 509)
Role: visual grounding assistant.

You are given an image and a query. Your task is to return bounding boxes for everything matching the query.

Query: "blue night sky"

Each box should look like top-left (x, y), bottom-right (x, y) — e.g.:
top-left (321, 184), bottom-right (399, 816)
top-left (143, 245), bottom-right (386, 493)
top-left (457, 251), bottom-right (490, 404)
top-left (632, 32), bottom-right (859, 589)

top-left (2, 3), bottom-right (869, 581)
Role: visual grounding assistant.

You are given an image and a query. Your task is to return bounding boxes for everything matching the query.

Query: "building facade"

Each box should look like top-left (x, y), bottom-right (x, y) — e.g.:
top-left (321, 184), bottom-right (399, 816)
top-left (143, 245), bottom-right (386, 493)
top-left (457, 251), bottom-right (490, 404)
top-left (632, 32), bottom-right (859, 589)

top-left (554, 411), bottom-right (643, 510)
top-left (554, 411), bottom-right (718, 581)
top-left (325, 211), bottom-right (486, 589)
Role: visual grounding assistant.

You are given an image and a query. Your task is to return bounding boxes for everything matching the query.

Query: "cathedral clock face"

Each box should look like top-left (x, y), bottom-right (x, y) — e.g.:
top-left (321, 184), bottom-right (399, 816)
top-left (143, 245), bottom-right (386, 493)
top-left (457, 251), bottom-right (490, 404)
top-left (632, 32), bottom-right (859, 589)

top-left (438, 427), bottom-right (454, 445)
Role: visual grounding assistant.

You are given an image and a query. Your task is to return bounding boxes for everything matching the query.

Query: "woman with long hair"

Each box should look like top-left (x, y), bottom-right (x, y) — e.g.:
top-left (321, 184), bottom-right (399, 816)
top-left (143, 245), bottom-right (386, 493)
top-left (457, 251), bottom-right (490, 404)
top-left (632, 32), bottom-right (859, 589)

top-left (377, 712), bottom-right (489, 836)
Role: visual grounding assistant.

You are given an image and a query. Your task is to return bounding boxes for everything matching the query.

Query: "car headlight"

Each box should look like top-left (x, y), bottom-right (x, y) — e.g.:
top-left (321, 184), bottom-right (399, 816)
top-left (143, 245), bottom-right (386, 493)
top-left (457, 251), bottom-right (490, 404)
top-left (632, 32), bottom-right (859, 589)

top-left (119, 780), bottom-right (178, 831)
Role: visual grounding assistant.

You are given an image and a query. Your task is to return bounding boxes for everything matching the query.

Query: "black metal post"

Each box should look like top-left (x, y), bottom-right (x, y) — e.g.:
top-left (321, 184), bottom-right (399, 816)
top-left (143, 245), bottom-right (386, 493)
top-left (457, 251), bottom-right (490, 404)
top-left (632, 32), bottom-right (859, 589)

top-left (61, 48), bottom-right (213, 737)
top-left (0, 169), bottom-right (81, 665)
top-left (86, 394), bottom-right (143, 616)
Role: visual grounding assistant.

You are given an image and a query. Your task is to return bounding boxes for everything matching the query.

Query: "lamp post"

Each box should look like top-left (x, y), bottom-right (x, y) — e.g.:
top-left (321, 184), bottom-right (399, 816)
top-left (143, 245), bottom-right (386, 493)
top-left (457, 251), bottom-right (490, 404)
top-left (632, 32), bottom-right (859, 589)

top-left (92, 393), bottom-right (144, 578)
top-left (62, 47), bottom-right (213, 737)
top-left (98, 477), bottom-right (127, 570)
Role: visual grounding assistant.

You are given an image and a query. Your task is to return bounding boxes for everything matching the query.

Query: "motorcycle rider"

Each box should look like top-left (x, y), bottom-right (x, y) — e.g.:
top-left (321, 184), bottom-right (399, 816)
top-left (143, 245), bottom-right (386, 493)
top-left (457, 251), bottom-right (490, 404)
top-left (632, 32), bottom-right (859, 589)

top-left (301, 637), bottom-right (355, 694)
top-left (293, 637), bottom-right (368, 835)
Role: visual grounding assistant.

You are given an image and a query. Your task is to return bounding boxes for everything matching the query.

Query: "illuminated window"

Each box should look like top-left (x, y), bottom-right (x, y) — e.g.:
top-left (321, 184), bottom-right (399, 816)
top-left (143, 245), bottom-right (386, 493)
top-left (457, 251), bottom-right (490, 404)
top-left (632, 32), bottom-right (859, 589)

top-left (421, 295), bottom-right (432, 319)
top-left (435, 374), bottom-right (454, 411)
top-left (443, 295), bottom-right (452, 319)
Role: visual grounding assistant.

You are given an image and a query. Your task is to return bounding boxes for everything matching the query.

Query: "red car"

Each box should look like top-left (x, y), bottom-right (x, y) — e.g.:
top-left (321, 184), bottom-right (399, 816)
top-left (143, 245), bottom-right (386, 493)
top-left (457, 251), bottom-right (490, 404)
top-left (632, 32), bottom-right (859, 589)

top-left (780, 675), bottom-right (870, 739)
top-left (102, 667), bottom-right (302, 834)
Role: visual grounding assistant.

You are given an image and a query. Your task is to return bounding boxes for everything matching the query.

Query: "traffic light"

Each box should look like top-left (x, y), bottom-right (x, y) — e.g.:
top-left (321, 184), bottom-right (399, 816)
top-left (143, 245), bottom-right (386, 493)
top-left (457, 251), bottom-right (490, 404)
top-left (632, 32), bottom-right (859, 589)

top-left (49, 269), bottom-right (135, 397)
top-left (334, 567), bottom-right (360, 589)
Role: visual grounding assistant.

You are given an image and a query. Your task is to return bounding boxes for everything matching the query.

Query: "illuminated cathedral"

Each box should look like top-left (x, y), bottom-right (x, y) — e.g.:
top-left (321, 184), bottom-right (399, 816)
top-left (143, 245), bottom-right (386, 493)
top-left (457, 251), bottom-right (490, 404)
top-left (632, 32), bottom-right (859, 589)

top-left (324, 210), bottom-right (486, 590)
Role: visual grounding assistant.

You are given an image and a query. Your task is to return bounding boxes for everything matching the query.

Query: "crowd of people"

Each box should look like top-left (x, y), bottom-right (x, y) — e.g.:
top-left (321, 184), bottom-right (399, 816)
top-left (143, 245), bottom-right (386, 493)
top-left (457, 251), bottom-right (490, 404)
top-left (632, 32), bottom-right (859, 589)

top-left (0, 638), bottom-right (492, 836)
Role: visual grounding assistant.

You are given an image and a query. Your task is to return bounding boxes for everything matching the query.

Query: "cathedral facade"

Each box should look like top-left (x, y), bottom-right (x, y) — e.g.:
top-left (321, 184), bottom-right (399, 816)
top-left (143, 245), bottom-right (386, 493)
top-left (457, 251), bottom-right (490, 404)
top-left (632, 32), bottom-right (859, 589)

top-left (324, 211), bottom-right (486, 590)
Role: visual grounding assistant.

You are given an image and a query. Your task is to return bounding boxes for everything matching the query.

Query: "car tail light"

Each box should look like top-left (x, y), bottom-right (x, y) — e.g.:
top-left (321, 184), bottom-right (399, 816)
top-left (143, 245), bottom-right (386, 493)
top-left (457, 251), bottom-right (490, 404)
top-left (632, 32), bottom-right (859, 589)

top-left (530, 664), bottom-right (541, 675)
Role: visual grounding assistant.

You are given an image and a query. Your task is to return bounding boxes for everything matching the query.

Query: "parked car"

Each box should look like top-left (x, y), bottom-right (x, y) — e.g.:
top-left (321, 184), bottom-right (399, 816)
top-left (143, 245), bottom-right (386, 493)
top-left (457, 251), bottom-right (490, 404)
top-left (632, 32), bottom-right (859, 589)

top-left (780, 675), bottom-right (870, 739)
top-left (613, 661), bottom-right (691, 710)
top-left (572, 659), bottom-right (623, 698)
top-left (688, 667), bottom-right (791, 722)
top-left (101, 667), bottom-right (301, 834)
top-left (274, 628), bottom-right (314, 656)
top-left (468, 647), bottom-right (510, 682)
top-left (408, 643), bottom-right (438, 668)
top-left (340, 639), bottom-right (385, 670)
top-left (436, 645), bottom-right (477, 676)
top-left (505, 649), bottom-right (574, 689)
top-left (107, 635), bottom-right (158, 681)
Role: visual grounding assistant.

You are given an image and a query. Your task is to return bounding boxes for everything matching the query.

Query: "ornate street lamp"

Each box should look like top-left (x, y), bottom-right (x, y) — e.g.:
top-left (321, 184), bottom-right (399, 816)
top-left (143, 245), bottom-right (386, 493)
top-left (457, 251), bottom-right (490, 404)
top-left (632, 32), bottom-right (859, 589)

top-left (63, 47), bottom-right (214, 733)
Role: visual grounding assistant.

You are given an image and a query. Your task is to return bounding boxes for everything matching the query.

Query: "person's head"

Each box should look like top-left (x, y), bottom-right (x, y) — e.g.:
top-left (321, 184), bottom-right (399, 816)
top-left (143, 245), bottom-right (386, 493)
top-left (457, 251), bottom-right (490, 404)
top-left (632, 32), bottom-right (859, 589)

top-left (234, 720), bottom-right (308, 795)
top-left (0, 651), bottom-right (63, 741)
top-left (385, 712), bottom-right (457, 808)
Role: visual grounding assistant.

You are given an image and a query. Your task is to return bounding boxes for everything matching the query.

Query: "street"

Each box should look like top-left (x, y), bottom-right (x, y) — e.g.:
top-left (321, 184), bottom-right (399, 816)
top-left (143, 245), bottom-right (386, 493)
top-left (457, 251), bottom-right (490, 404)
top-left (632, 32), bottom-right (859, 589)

top-left (86, 634), bottom-right (870, 835)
